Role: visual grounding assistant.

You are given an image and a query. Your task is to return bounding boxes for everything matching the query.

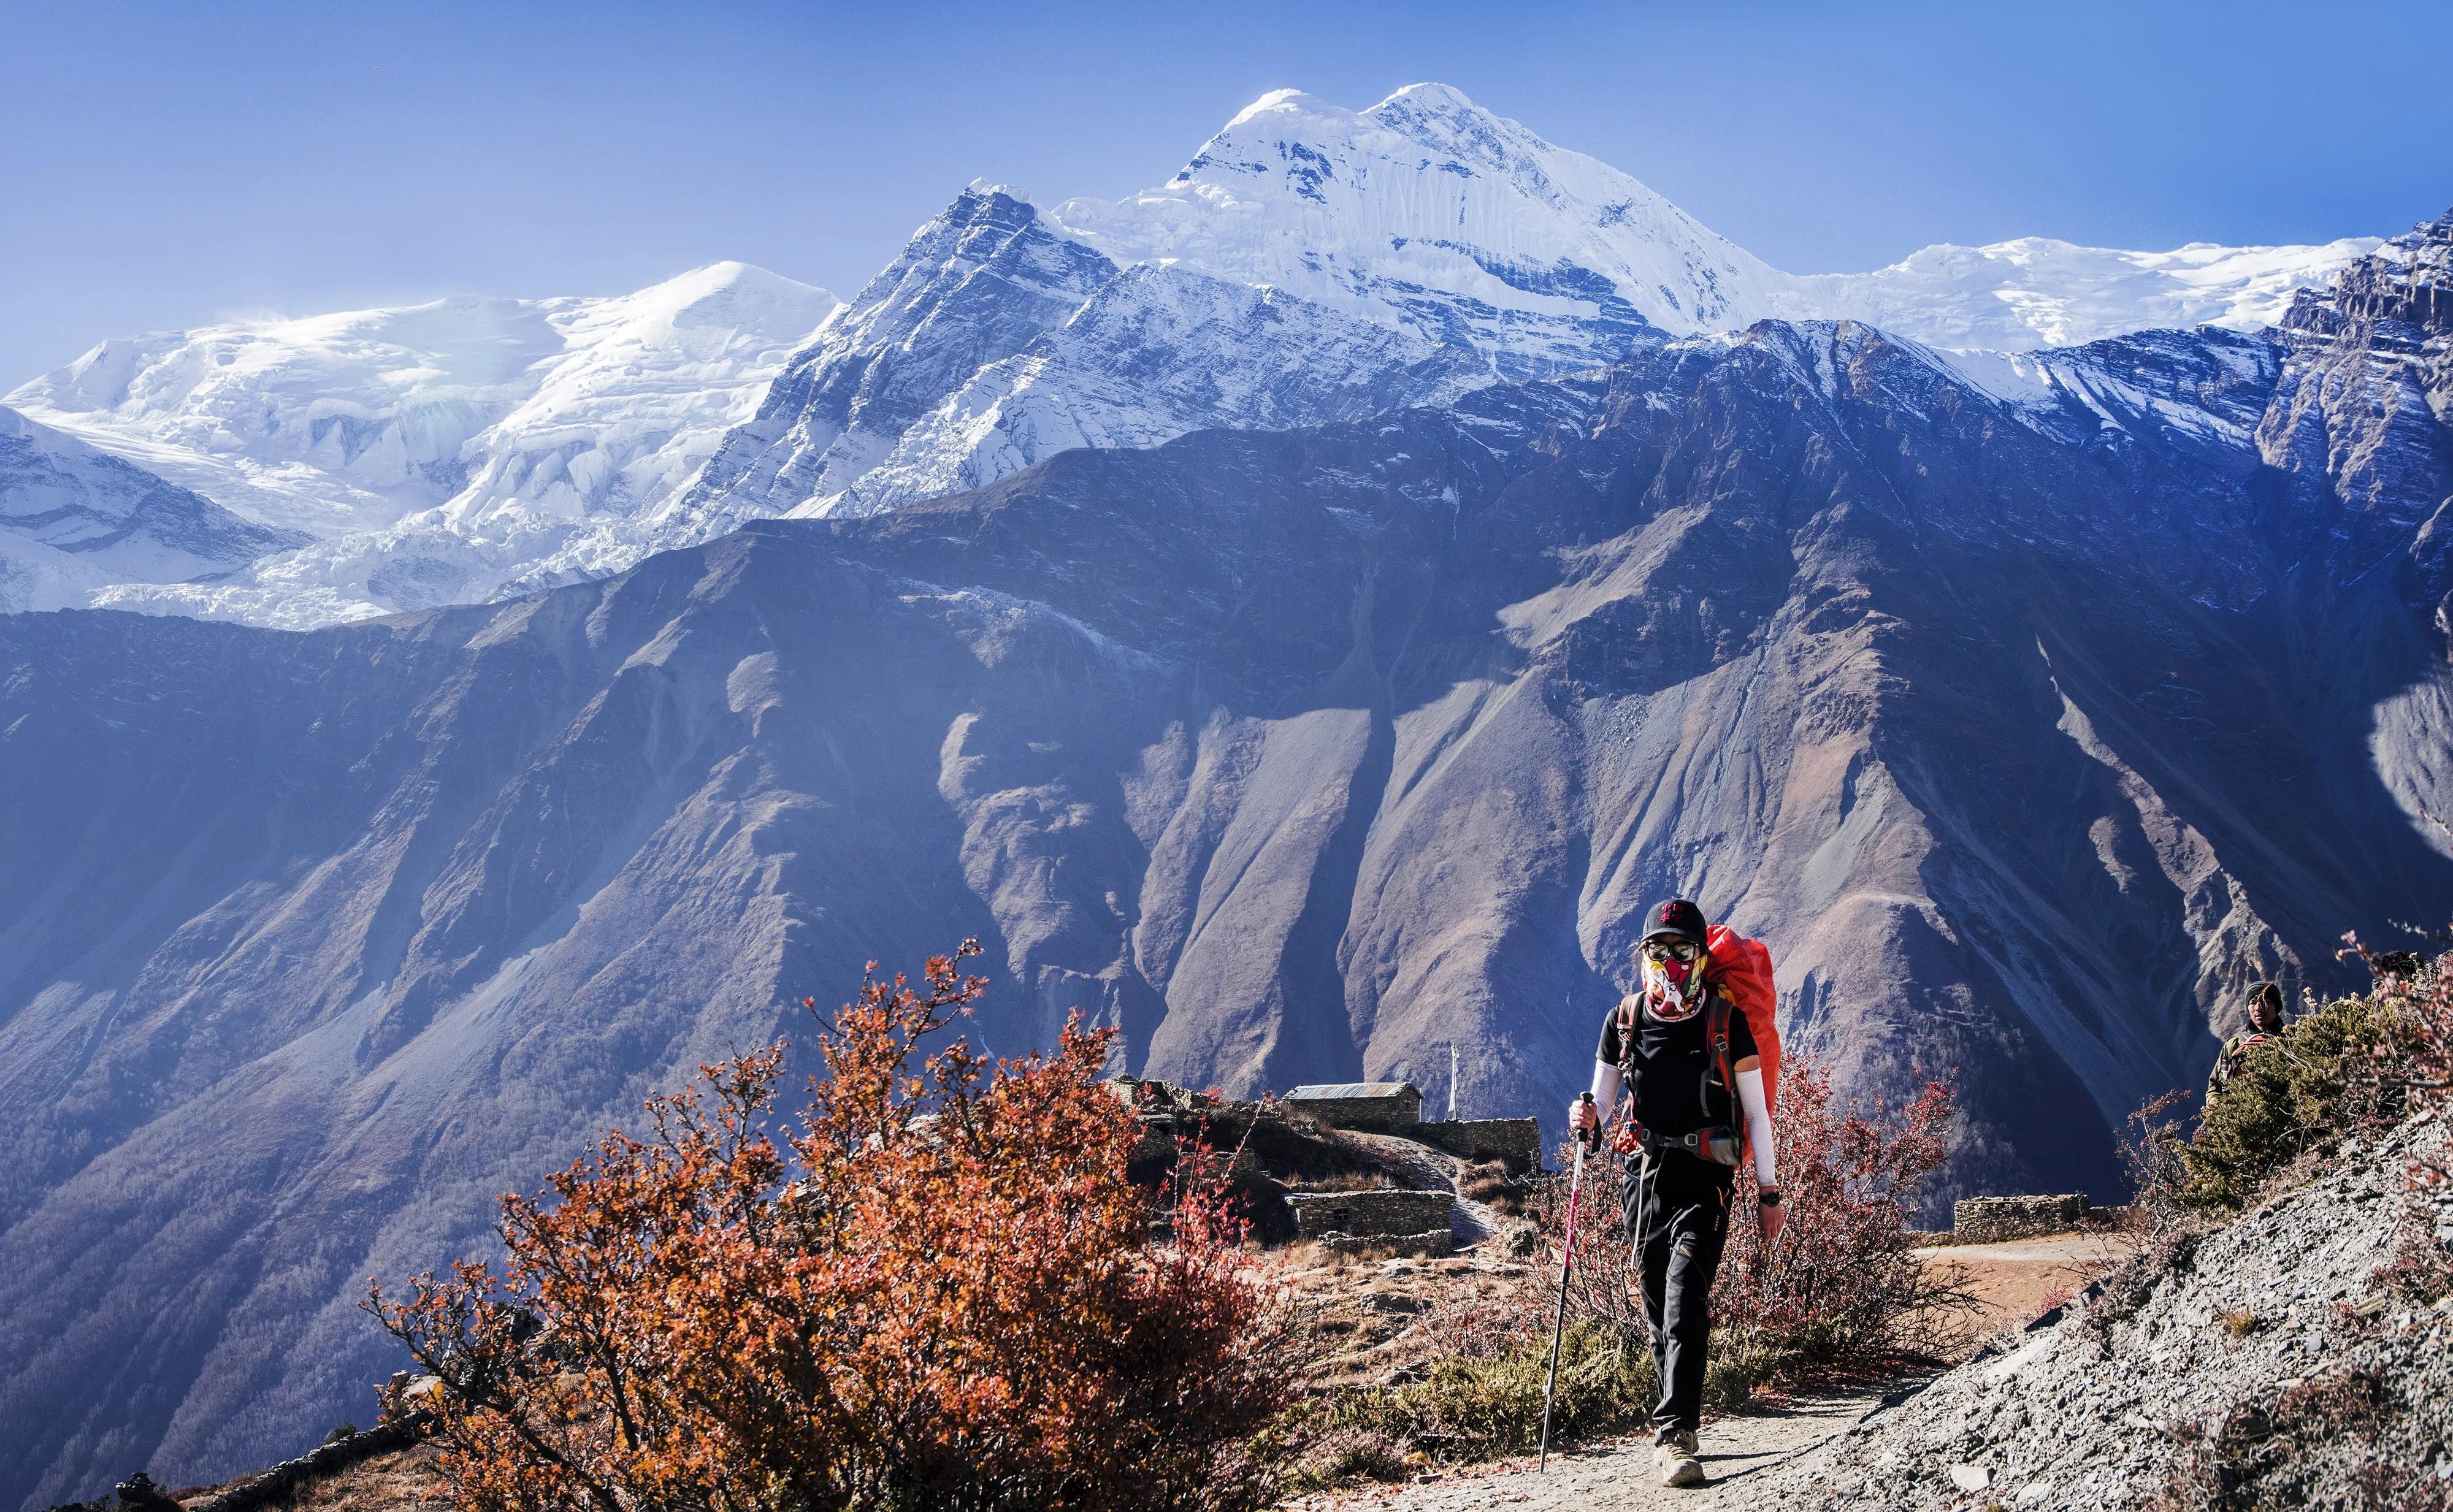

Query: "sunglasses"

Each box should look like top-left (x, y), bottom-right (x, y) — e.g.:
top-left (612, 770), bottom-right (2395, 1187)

top-left (1641, 937), bottom-right (1701, 964)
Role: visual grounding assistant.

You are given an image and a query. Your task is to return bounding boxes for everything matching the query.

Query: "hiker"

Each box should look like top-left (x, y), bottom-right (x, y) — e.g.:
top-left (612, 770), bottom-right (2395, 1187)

top-left (2206, 980), bottom-right (2286, 1101)
top-left (1568, 898), bottom-right (1780, 1490)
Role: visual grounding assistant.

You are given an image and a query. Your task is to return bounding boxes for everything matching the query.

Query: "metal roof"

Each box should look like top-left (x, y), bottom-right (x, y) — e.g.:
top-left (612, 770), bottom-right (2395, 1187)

top-left (1286, 1082), bottom-right (1422, 1100)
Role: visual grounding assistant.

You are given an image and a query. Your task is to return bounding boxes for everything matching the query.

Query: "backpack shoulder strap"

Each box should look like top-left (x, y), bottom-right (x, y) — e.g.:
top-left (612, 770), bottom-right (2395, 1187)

top-left (1704, 988), bottom-right (1748, 1165)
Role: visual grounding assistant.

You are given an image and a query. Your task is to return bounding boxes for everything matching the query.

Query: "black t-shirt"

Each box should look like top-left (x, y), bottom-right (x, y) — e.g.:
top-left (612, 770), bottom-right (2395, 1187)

top-left (1597, 989), bottom-right (1757, 1139)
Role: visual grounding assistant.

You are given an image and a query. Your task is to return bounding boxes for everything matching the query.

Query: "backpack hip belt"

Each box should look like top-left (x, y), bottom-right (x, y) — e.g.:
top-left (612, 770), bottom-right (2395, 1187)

top-left (1632, 1123), bottom-right (1743, 1167)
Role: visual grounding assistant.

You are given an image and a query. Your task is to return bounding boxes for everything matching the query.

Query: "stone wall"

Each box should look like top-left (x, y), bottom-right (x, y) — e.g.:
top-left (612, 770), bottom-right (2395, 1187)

top-left (1284, 1092), bottom-right (1423, 1131)
top-left (71, 1417), bottom-right (435, 1512)
top-left (1415, 1117), bottom-right (1542, 1172)
top-left (1315, 1227), bottom-right (1455, 1258)
top-left (1953, 1193), bottom-right (2088, 1242)
top-left (1285, 1188), bottom-right (1455, 1240)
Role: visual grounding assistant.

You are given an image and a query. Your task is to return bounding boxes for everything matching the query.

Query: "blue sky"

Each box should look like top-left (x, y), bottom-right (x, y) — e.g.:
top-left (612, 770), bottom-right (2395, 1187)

top-left (5, 0), bottom-right (2449, 385)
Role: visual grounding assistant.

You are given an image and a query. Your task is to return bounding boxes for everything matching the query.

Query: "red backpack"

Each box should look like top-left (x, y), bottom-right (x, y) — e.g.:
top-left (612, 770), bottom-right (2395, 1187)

top-left (1703, 925), bottom-right (1780, 1114)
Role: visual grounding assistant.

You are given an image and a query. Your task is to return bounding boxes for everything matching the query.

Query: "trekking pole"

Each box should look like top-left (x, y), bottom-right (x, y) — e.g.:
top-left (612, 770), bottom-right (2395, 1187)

top-left (1539, 1091), bottom-right (1599, 1471)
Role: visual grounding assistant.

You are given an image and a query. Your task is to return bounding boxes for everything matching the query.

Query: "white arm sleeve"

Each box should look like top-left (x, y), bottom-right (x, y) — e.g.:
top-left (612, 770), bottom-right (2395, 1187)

top-left (1737, 1066), bottom-right (1777, 1186)
top-left (1589, 1059), bottom-right (1623, 1117)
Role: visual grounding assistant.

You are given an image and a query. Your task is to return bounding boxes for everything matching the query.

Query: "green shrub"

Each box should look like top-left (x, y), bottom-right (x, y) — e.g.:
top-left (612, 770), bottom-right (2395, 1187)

top-left (2184, 994), bottom-right (2400, 1208)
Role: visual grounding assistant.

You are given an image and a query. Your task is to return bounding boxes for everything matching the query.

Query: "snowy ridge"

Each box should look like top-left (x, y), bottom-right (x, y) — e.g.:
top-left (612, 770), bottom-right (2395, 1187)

top-left (1047, 83), bottom-right (1789, 375)
top-left (689, 83), bottom-right (2387, 531)
top-left (1782, 235), bottom-right (2390, 351)
top-left (815, 261), bottom-right (1495, 517)
top-left (670, 188), bottom-right (1122, 547)
top-left (0, 407), bottom-right (301, 613)
top-left (4, 82), bottom-right (2398, 626)
top-left (1938, 328), bottom-right (2283, 450)
top-left (8, 263), bottom-right (836, 625)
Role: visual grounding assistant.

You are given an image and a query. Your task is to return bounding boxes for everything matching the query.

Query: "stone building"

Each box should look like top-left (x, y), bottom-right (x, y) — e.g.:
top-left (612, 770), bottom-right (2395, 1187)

top-left (1284, 1081), bottom-right (1425, 1131)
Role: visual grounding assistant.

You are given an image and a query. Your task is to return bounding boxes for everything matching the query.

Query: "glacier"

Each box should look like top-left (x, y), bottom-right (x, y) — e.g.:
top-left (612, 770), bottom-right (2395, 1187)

top-left (0, 407), bottom-right (302, 613)
top-left (2, 83), bottom-right (2389, 628)
top-left (6, 263), bottom-right (838, 626)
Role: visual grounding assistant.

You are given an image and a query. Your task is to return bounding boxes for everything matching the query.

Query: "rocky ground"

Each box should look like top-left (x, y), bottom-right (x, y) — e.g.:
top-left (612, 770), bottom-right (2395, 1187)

top-left (1275, 1228), bottom-right (2124, 1509)
top-left (1743, 1109), bottom-right (2452, 1511)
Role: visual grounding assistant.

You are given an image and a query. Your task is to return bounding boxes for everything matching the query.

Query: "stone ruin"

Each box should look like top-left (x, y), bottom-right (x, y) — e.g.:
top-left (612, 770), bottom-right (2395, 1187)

top-left (1106, 1075), bottom-right (1547, 1257)
top-left (1284, 1188), bottom-right (1460, 1257)
top-left (1953, 1192), bottom-right (2091, 1243)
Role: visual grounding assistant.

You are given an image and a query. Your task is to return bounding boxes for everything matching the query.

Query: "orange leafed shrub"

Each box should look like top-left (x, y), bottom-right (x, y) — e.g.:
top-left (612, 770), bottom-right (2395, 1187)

top-left (367, 942), bottom-right (1298, 1512)
top-left (1715, 1056), bottom-right (1970, 1368)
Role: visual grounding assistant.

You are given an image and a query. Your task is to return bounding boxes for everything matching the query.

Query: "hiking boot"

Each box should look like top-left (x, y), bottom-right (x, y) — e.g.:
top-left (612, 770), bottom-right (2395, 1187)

top-left (1652, 1429), bottom-right (1705, 1487)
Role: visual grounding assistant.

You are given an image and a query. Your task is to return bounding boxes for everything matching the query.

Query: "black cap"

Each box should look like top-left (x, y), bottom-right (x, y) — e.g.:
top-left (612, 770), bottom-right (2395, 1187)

top-left (1641, 898), bottom-right (1709, 947)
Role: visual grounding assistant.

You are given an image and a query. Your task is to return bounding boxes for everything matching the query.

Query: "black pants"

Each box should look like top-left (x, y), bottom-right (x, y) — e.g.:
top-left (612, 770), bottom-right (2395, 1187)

top-left (1620, 1148), bottom-right (1734, 1435)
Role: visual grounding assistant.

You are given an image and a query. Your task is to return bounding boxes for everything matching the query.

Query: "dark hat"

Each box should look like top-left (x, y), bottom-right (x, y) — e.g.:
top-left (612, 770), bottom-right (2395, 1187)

top-left (1640, 898), bottom-right (1709, 947)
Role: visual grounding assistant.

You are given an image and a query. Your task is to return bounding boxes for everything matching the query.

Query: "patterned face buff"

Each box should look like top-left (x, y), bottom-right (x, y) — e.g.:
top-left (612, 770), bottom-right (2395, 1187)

top-left (1640, 936), bottom-right (1705, 1021)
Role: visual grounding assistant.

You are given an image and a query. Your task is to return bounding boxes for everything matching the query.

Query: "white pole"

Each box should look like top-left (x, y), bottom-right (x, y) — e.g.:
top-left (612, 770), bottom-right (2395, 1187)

top-left (1448, 1040), bottom-right (1458, 1120)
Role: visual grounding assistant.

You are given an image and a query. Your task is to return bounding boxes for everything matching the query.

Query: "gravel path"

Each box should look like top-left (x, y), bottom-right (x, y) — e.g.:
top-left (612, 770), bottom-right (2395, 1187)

top-left (1279, 1391), bottom-right (1894, 1510)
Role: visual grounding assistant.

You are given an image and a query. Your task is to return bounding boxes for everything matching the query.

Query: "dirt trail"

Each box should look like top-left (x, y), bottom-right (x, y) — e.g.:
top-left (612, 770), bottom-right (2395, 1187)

top-left (1279, 1389), bottom-right (1896, 1510)
top-left (1280, 1229), bottom-right (2136, 1506)
top-left (1914, 1231), bottom-right (2137, 1338)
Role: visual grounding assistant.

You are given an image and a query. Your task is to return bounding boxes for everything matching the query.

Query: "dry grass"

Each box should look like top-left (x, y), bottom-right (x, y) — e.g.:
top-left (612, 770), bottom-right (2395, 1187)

top-left (1285, 1170), bottom-right (1399, 1194)
top-left (174, 1445), bottom-right (450, 1512)
top-left (1455, 1161), bottom-right (1525, 1215)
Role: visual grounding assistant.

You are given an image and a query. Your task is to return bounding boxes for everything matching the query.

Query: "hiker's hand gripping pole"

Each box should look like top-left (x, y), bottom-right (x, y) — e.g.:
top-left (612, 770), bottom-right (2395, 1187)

top-left (1539, 1091), bottom-right (1601, 1471)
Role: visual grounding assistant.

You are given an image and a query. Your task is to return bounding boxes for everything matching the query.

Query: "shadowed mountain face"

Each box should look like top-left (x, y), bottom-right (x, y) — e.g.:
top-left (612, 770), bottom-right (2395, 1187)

top-left (4, 235), bottom-right (2453, 1502)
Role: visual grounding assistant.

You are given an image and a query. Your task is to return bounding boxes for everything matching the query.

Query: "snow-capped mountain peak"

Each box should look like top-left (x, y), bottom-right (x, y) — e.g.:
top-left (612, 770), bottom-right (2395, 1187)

top-left (2, 83), bottom-right (2405, 629)
top-left (639, 84), bottom-right (2410, 558)
top-left (1050, 83), bottom-right (1786, 375)
top-left (9, 263), bottom-right (838, 543)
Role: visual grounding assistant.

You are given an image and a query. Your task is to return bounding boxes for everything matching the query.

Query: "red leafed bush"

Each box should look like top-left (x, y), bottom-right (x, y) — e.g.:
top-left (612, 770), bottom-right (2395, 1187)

top-left (1715, 1056), bottom-right (1973, 1370)
top-left (367, 942), bottom-right (1299, 1512)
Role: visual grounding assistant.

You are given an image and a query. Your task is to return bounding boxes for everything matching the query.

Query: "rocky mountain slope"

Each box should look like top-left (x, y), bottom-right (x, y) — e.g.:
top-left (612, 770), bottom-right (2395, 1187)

top-left (1748, 1110), bottom-right (2453, 1510)
top-left (3, 208), bottom-right (2451, 1503)
top-left (7, 87), bottom-right (2385, 629)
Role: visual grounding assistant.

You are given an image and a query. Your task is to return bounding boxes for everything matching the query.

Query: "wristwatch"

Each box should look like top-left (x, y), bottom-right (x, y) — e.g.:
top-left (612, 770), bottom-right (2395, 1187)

top-left (1757, 1188), bottom-right (1783, 1207)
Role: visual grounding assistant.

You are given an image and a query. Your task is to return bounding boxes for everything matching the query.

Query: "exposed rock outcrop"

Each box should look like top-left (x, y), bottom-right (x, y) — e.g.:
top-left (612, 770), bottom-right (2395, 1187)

top-left (1750, 1111), bottom-right (2453, 1509)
